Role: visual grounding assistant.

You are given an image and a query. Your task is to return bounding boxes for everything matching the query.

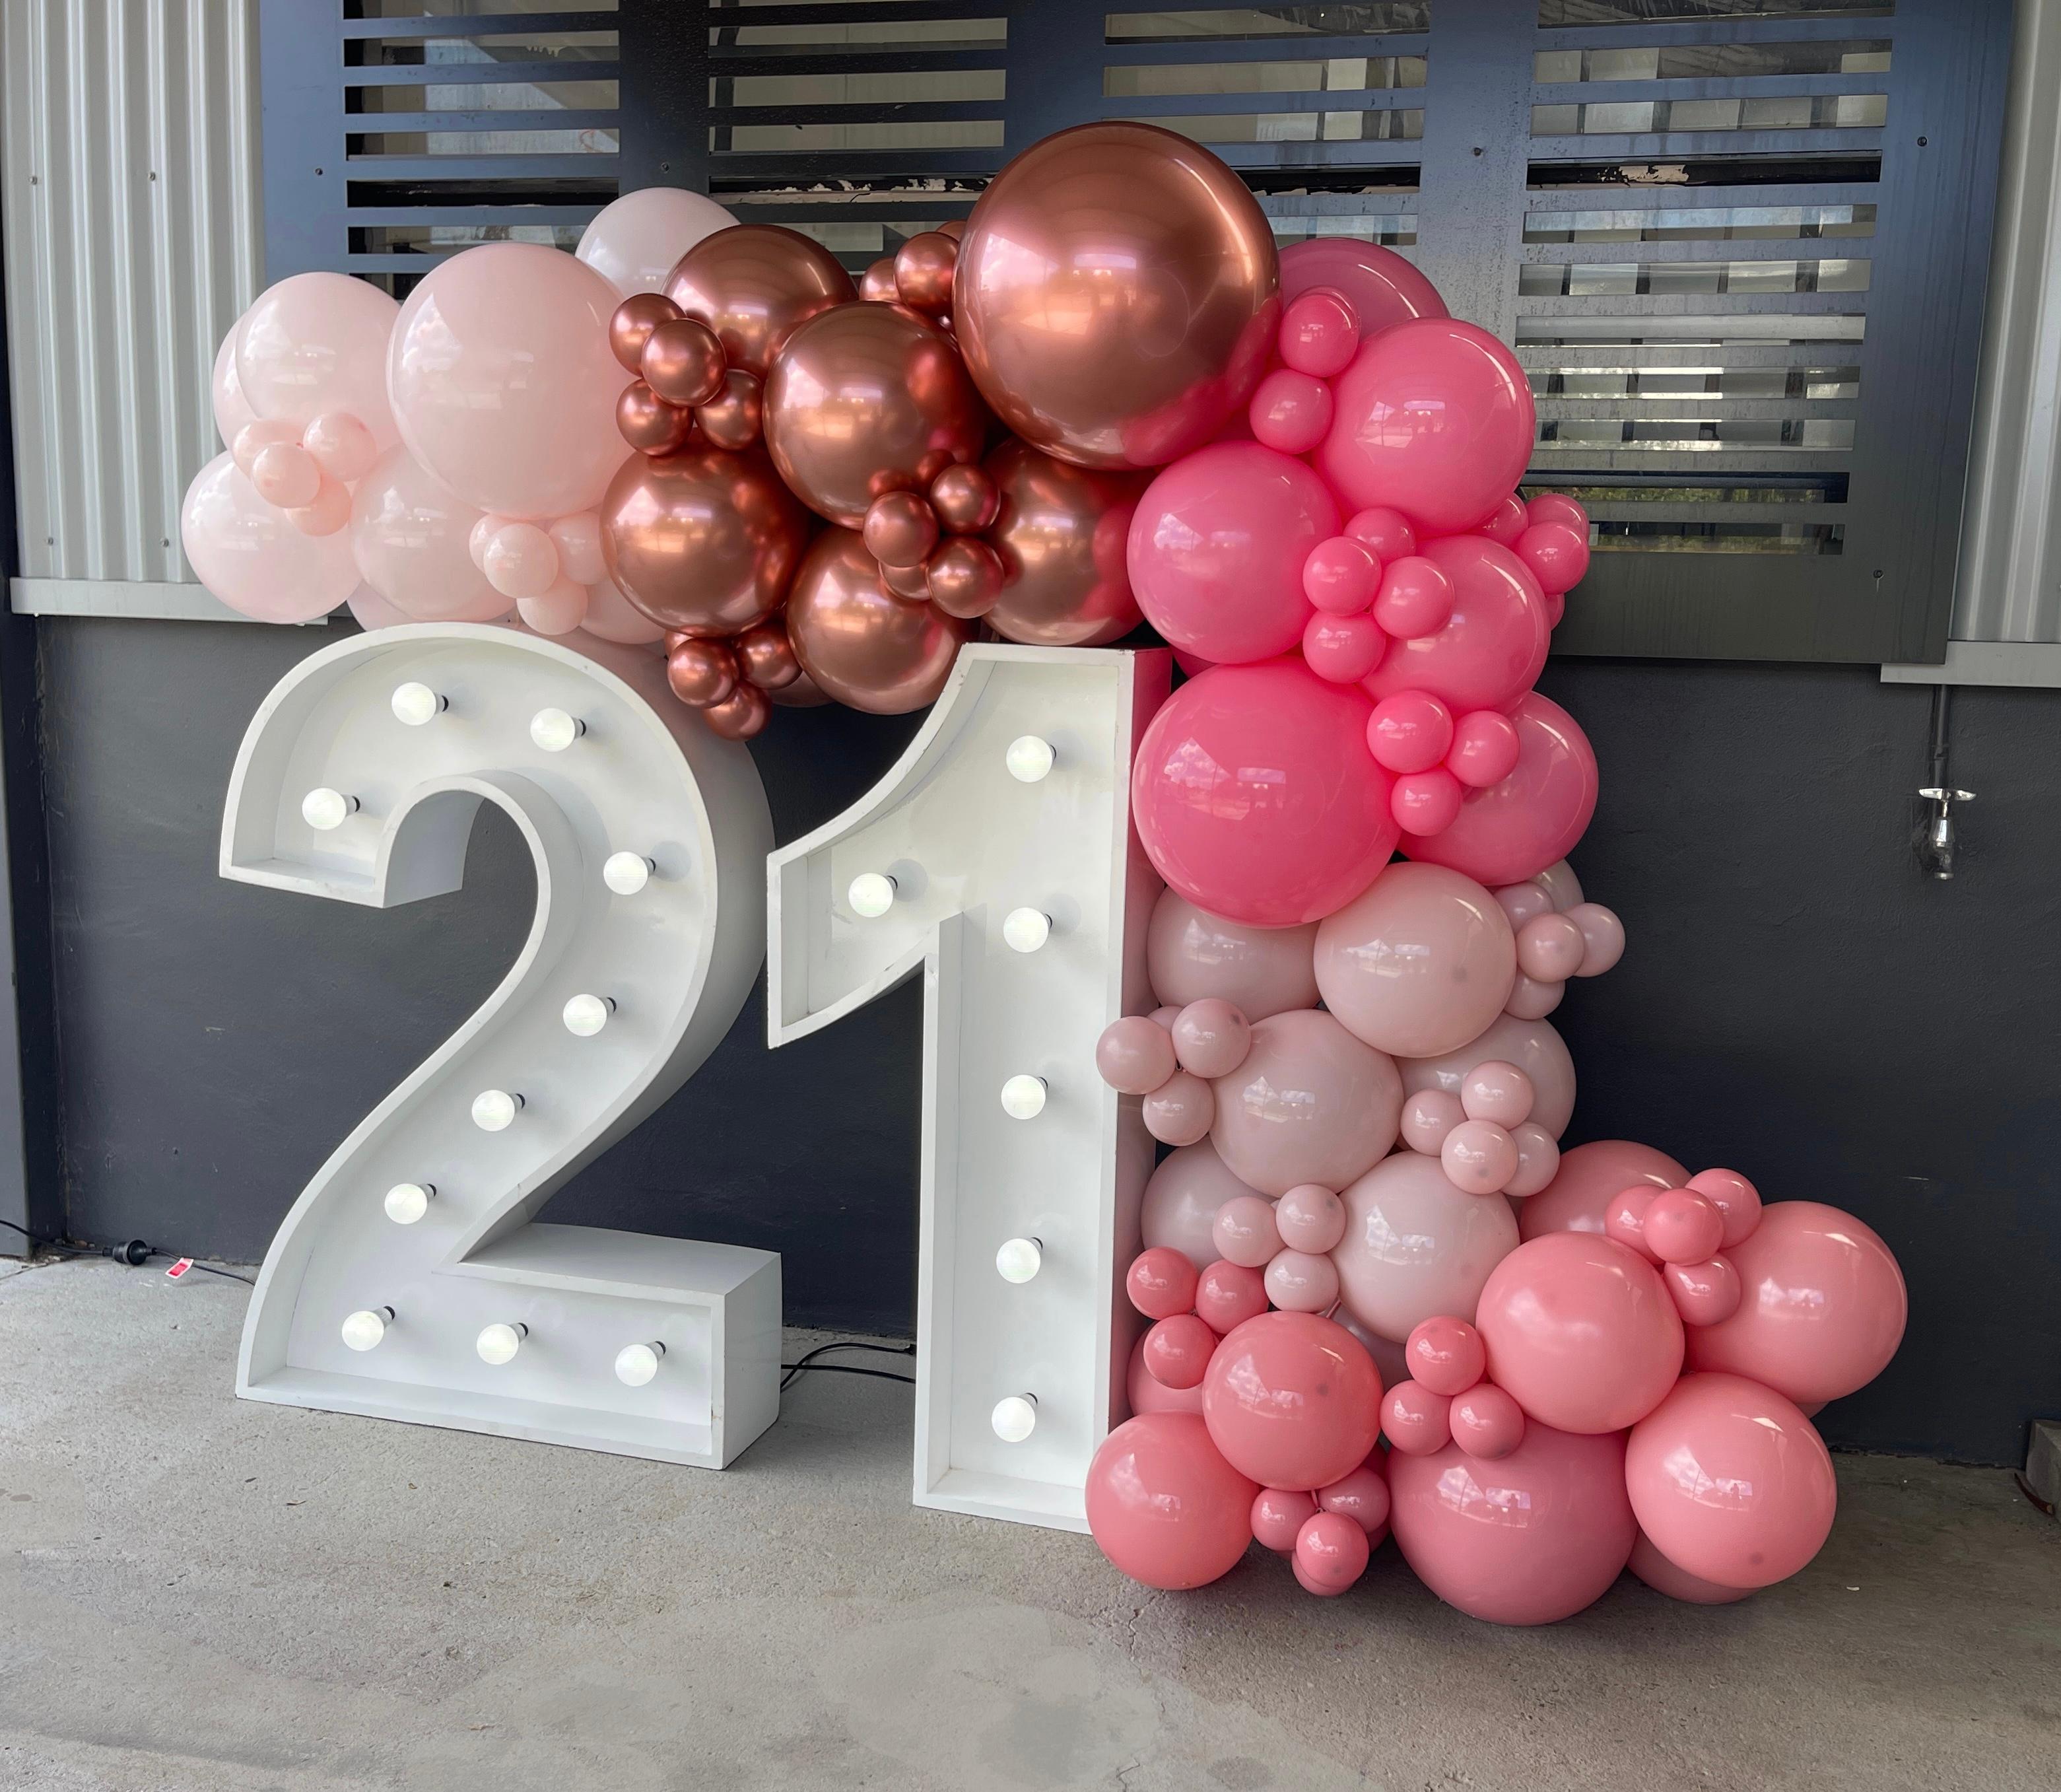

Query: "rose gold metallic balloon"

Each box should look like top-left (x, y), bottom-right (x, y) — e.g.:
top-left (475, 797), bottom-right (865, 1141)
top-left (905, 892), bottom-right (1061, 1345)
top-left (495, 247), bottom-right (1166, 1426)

top-left (880, 557), bottom-right (930, 600)
top-left (983, 436), bottom-right (1151, 646)
top-left (601, 446), bottom-right (812, 637)
top-left (611, 293), bottom-right (681, 373)
top-left (926, 536), bottom-right (1005, 619)
top-left (936, 218), bottom-right (966, 242)
top-left (617, 380), bottom-right (696, 456)
top-left (641, 317), bottom-right (726, 407)
top-left (736, 619), bottom-right (801, 689)
top-left (954, 122), bottom-right (1280, 469)
top-left (863, 490), bottom-right (939, 569)
top-left (667, 638), bottom-right (739, 708)
top-left (704, 681), bottom-right (771, 740)
top-left (895, 232), bottom-right (957, 313)
top-left (772, 662), bottom-right (832, 707)
top-left (860, 257), bottom-right (900, 303)
top-left (930, 462), bottom-right (999, 534)
top-left (664, 224), bottom-right (854, 378)
top-left (786, 527), bottom-right (969, 714)
top-left (763, 302), bottom-right (988, 529)
top-left (697, 369), bottom-right (763, 451)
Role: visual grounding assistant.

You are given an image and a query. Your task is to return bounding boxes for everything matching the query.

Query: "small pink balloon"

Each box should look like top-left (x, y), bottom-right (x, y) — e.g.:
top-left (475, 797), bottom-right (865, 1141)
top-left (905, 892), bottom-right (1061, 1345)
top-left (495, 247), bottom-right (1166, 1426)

top-left (1146, 887), bottom-right (1320, 1021)
top-left (1478, 493), bottom-right (1528, 547)
top-left (1517, 520), bottom-right (1590, 596)
top-left (1391, 769), bottom-right (1464, 838)
top-left (1252, 1485), bottom-right (1318, 1552)
top-left (1402, 1010), bottom-right (1578, 1140)
top-left (287, 475), bottom-right (351, 537)
top-left (1128, 1330), bottom-right (1205, 1416)
top-left (1522, 1140), bottom-right (1685, 1239)
top-left (1400, 1088), bottom-right (1465, 1155)
top-left (1504, 972), bottom-right (1565, 1021)
top-left (483, 521), bottom-right (560, 600)
top-left (1526, 493), bottom-right (1588, 532)
top-left (1567, 901), bottom-right (1626, 977)
top-left (1143, 1070), bottom-right (1216, 1146)
top-left (1644, 1189), bottom-right (1725, 1266)
top-left (1447, 708), bottom-right (1522, 789)
top-left (1504, 1120), bottom-right (1561, 1198)
top-left (1441, 1119), bottom-right (1518, 1196)
top-left (1170, 999), bottom-right (1252, 1080)
top-left (1316, 1457), bottom-right (1391, 1538)
top-left (1128, 1246), bottom-right (1201, 1321)
top-left (1687, 1167), bottom-right (1763, 1249)
top-left (1450, 1381), bottom-right (1526, 1459)
top-left (1209, 1008), bottom-right (1403, 1196)
top-left (1143, 1313), bottom-right (1218, 1390)
top-left (1196, 1260), bottom-right (1271, 1334)
top-left (302, 411), bottom-right (378, 484)
top-left (1516, 911), bottom-right (1586, 983)
top-left (1382, 1379), bottom-right (1452, 1455)
top-left (1370, 553), bottom-right (1455, 638)
top-left (1460, 1060), bottom-right (1534, 1126)
top-left (1282, 238), bottom-right (1446, 339)
top-left (467, 512), bottom-right (499, 572)
top-left (1533, 859), bottom-right (1585, 912)
top-left (1097, 1016), bottom-right (1180, 1095)
top-left (1363, 535), bottom-right (1548, 716)
top-left (1493, 880), bottom-right (1553, 930)
top-left (1213, 1193), bottom-right (1285, 1269)
top-left (1666, 1254), bottom-right (1743, 1327)
top-left (1275, 1184), bottom-right (1347, 1254)
top-left (1149, 1004), bottom-right (1182, 1029)
top-left (1294, 1509), bottom-right (1371, 1595)
top-left (1405, 1315), bottom-right (1485, 1396)
top-left (1143, 1140), bottom-right (1266, 1269)
top-left (1248, 368), bottom-right (1334, 456)
top-left (1628, 1527), bottom-right (1753, 1605)
top-left (548, 510), bottom-right (608, 586)
top-left (1405, 693), bottom-right (1600, 890)
top-left (250, 441), bottom-right (321, 509)
top-left (1086, 1414), bottom-right (1258, 1591)
top-left (1265, 1248), bottom-right (1341, 1313)
top-left (1302, 535), bottom-right (1381, 615)
top-left (1366, 689), bottom-right (1455, 775)
top-left (1203, 1311), bottom-right (1383, 1492)
top-left (1279, 288), bottom-right (1360, 378)
top-left (1604, 1185), bottom-right (1662, 1261)
top-left (1345, 504), bottom-right (1417, 563)
top-left (516, 578), bottom-right (588, 636)
top-left (1302, 611), bottom-right (1387, 684)
top-left (232, 417), bottom-right (300, 478)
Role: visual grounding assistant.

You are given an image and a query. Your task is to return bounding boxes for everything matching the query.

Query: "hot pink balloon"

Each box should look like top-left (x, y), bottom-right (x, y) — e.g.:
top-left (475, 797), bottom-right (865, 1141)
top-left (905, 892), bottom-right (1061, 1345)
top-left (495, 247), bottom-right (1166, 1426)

top-left (235, 273), bottom-right (400, 445)
top-left (349, 446), bottom-right (510, 623)
top-left (181, 452), bottom-right (359, 623)
top-left (1085, 1414), bottom-right (1258, 1590)
top-left (1202, 1311), bottom-right (1383, 1492)
top-left (1518, 1138), bottom-right (1689, 1239)
top-left (1128, 442), bottom-right (1336, 665)
top-left (1362, 536), bottom-right (1549, 716)
top-left (1317, 318), bottom-right (1536, 535)
top-left (1627, 1528), bottom-right (1753, 1605)
top-left (1141, 1140), bottom-right (1268, 1270)
top-left (1209, 1008), bottom-right (1402, 1197)
top-left (1281, 238), bottom-right (1448, 338)
top-left (1401, 1011), bottom-right (1577, 1140)
top-left (389, 242), bottom-right (626, 520)
top-left (1388, 1423), bottom-right (1637, 1625)
top-left (1132, 659), bottom-right (1395, 928)
top-left (1403, 693), bottom-right (1599, 888)
top-left (1685, 1201), bottom-right (1908, 1406)
top-left (1627, 1373), bottom-right (1837, 1590)
top-left (1145, 888), bottom-right (1319, 1020)
top-left (1332, 1150), bottom-right (1520, 1343)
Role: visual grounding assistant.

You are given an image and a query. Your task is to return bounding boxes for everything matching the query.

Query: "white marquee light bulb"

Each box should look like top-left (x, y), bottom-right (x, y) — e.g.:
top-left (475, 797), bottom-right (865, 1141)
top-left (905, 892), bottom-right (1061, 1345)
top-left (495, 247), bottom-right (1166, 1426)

top-left (991, 1394), bottom-right (1038, 1443)
top-left (603, 851), bottom-right (654, 896)
top-left (529, 706), bottom-right (585, 752)
top-left (562, 994), bottom-right (614, 1037)
top-left (383, 1182), bottom-right (434, 1225)
top-left (471, 1089), bottom-right (524, 1132)
top-left (390, 682), bottom-right (446, 726)
top-left (847, 872), bottom-right (897, 918)
top-left (301, 787), bottom-right (358, 831)
top-left (999, 1074), bottom-right (1047, 1120)
top-left (1002, 907), bottom-right (1052, 953)
top-left (994, 1237), bottom-right (1042, 1284)
top-left (476, 1321), bottom-right (527, 1365)
top-left (341, 1306), bottom-right (393, 1352)
top-left (1005, 735), bottom-right (1055, 783)
top-left (615, 1340), bottom-right (665, 1387)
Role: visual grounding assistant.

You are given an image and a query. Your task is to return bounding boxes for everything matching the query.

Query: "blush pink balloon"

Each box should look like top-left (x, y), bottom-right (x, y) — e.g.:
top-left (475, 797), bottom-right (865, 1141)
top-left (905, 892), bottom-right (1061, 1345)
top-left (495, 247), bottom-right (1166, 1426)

top-left (1442, 1120), bottom-right (1519, 1196)
top-left (1460, 1060), bottom-right (1534, 1126)
top-left (1281, 238), bottom-right (1447, 338)
top-left (345, 583), bottom-right (407, 631)
top-left (1145, 888), bottom-right (1320, 1020)
top-left (1666, 1254), bottom-right (1743, 1327)
top-left (1403, 693), bottom-right (1600, 888)
top-left (1388, 1423), bottom-right (1636, 1626)
top-left (1450, 1382), bottom-right (1527, 1460)
top-left (578, 574), bottom-right (668, 646)
top-left (1317, 318), bottom-right (1536, 535)
top-left (1170, 998), bottom-right (1252, 1080)
top-left (1402, 1011), bottom-right (1577, 1140)
top-left (1143, 1070), bottom-right (1215, 1146)
top-left (1627, 1373), bottom-right (1837, 1590)
top-left (1128, 1331), bottom-right (1206, 1416)
top-left (1685, 1201), bottom-right (1908, 1406)
top-left (1627, 1528), bottom-right (1753, 1605)
top-left (1400, 1087), bottom-right (1464, 1155)
top-left (1132, 660), bottom-right (1394, 928)
top-left (1520, 1138), bottom-right (1687, 1239)
top-left (1516, 911), bottom-right (1587, 983)
top-left (181, 452), bottom-right (360, 622)
top-left (1252, 1485), bottom-right (1318, 1552)
top-left (1314, 862), bottom-right (1517, 1060)
top-left (348, 447), bottom-right (510, 622)
top-left (1476, 1231), bottom-right (1685, 1433)
top-left (1332, 1150), bottom-right (1520, 1343)
top-left (389, 242), bottom-right (626, 520)
top-left (1209, 1008), bottom-right (1402, 1197)
top-left (1085, 1414), bottom-right (1258, 1590)
top-left (1505, 1121), bottom-right (1561, 1198)
top-left (1317, 1457), bottom-right (1391, 1540)
top-left (1212, 1193), bottom-right (1284, 1269)
top-left (1604, 1184), bottom-right (1663, 1262)
top-left (1128, 442), bottom-right (1336, 664)
top-left (1276, 1183), bottom-right (1347, 1254)
top-left (1567, 901), bottom-right (1627, 977)
top-left (1645, 1189), bottom-right (1726, 1266)
top-left (1142, 1140), bottom-right (1268, 1270)
top-left (1203, 1311), bottom-right (1383, 1492)
top-left (1098, 1015), bottom-right (1180, 1095)
top-left (1687, 1167), bottom-right (1763, 1249)
top-left (1264, 1248), bottom-right (1341, 1313)
top-left (234, 272), bottom-right (400, 444)
top-left (1362, 536), bottom-right (1549, 716)
top-left (211, 323), bottom-right (257, 447)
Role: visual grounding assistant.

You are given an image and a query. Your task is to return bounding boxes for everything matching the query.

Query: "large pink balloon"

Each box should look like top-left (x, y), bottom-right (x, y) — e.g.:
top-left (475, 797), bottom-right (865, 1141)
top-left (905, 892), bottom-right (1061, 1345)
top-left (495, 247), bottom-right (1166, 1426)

top-left (1627, 1373), bottom-right (1837, 1590)
top-left (1145, 889), bottom-right (1319, 1019)
top-left (1627, 1529), bottom-right (1754, 1605)
top-left (1317, 318), bottom-right (1535, 535)
top-left (1518, 1138), bottom-right (1687, 1239)
top-left (1209, 1008), bottom-right (1402, 1197)
top-left (1477, 1231), bottom-right (1684, 1432)
top-left (211, 324), bottom-right (257, 447)
top-left (1315, 862), bottom-right (1516, 1058)
top-left (1085, 1413), bottom-right (1257, 1590)
top-left (1362, 535), bottom-right (1549, 715)
top-left (389, 243), bottom-right (626, 520)
top-left (1388, 1423), bottom-right (1637, 1625)
top-left (1401, 1012), bottom-right (1577, 1140)
top-left (235, 273), bottom-right (399, 445)
top-left (348, 446), bottom-right (509, 623)
top-left (1280, 238), bottom-right (1447, 339)
top-left (1404, 693), bottom-right (1599, 888)
top-left (1331, 1150), bottom-right (1520, 1342)
top-left (1132, 659), bottom-right (1394, 928)
top-left (1128, 442), bottom-right (1335, 664)
top-left (181, 452), bottom-right (360, 622)
top-left (575, 186), bottom-right (735, 296)
top-left (1141, 1140), bottom-right (1267, 1270)
top-left (1686, 1202), bottom-right (1908, 1406)
top-left (1202, 1311), bottom-right (1382, 1491)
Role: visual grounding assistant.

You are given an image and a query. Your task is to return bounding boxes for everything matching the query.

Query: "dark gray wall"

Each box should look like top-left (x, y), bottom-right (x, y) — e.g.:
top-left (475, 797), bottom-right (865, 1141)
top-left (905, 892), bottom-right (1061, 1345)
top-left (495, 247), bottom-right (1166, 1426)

top-left (30, 619), bottom-right (2061, 1465)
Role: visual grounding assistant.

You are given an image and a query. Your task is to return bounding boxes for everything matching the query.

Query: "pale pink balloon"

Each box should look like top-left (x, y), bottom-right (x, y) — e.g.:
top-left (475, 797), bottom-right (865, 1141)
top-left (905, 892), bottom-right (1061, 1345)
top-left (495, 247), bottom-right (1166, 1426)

top-left (1476, 1231), bottom-right (1685, 1433)
top-left (232, 417), bottom-right (300, 479)
top-left (548, 511), bottom-right (609, 586)
top-left (483, 522), bottom-right (561, 600)
top-left (1442, 1120), bottom-right (1517, 1194)
top-left (1149, 1005), bottom-right (1181, 1029)
top-left (1388, 1423), bottom-right (1637, 1626)
top-left (1128, 1330), bottom-right (1205, 1417)
top-left (1332, 1150), bottom-right (1520, 1342)
top-left (1085, 1414), bottom-right (1258, 1590)
top-left (1503, 971), bottom-right (1565, 1021)
top-left (250, 440), bottom-right (321, 509)
top-left (1627, 1528), bottom-right (1753, 1605)
top-left (1209, 1008), bottom-right (1402, 1196)
top-left (389, 242), bottom-right (626, 520)
top-left (517, 579), bottom-right (589, 636)
top-left (235, 273), bottom-right (400, 444)
top-left (1404, 693), bottom-right (1600, 889)
top-left (181, 452), bottom-right (358, 622)
top-left (1362, 535), bottom-right (1549, 716)
top-left (1098, 1015), bottom-right (1180, 1095)
top-left (1213, 1193), bottom-right (1285, 1269)
top-left (1142, 1141), bottom-right (1267, 1270)
top-left (349, 447), bottom-right (509, 623)
top-left (1450, 1382), bottom-right (1526, 1459)
top-left (578, 574), bottom-right (668, 645)
top-left (575, 186), bottom-right (735, 296)
top-left (1460, 1060), bottom-right (1533, 1126)
top-left (1203, 1311), bottom-right (1383, 1491)
top-left (1170, 999), bottom-right (1251, 1080)
top-left (1494, 880), bottom-right (1553, 929)
top-left (1275, 1183), bottom-right (1347, 1254)
top-left (1264, 1248), bottom-right (1340, 1313)
top-left (1143, 1070), bottom-right (1215, 1146)
top-left (304, 411), bottom-right (380, 485)
top-left (1567, 902), bottom-right (1626, 977)
top-left (1314, 862), bottom-right (1517, 1060)
top-left (1685, 1201), bottom-right (1908, 1406)
top-left (1517, 1138), bottom-right (1686, 1238)
top-left (1504, 1120), bottom-right (1561, 1198)
top-left (1516, 911), bottom-right (1586, 984)
top-left (1402, 1011), bottom-right (1577, 1140)
top-left (345, 583), bottom-right (408, 631)
top-left (1252, 1485), bottom-right (1318, 1552)
top-left (1294, 1509), bottom-right (1371, 1595)
top-left (1626, 1373), bottom-right (1837, 1590)
top-left (1145, 887), bottom-right (1319, 1020)
top-left (1687, 1167), bottom-right (1763, 1249)
top-left (1665, 1254), bottom-right (1743, 1327)
top-left (288, 475), bottom-right (352, 538)
top-left (1400, 1087), bottom-right (1464, 1155)
top-left (1405, 1314), bottom-right (1485, 1396)
top-left (1645, 1189), bottom-right (1725, 1266)
top-left (1532, 858), bottom-right (1584, 911)
top-left (212, 322), bottom-right (257, 447)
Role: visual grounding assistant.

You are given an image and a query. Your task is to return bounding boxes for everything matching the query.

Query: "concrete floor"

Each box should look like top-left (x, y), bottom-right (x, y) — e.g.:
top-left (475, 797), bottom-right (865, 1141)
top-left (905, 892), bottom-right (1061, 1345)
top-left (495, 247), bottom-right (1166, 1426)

top-left (1, 1257), bottom-right (2056, 1792)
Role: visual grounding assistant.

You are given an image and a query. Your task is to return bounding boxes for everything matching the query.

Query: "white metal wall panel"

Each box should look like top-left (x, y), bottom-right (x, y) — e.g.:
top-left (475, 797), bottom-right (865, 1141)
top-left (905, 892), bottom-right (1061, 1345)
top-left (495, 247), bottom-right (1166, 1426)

top-left (1, 0), bottom-right (261, 587)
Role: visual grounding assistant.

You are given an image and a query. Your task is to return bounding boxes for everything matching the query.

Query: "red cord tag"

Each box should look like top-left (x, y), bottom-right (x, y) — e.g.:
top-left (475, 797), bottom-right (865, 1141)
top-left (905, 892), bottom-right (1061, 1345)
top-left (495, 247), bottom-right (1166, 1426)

top-left (166, 1257), bottom-right (193, 1280)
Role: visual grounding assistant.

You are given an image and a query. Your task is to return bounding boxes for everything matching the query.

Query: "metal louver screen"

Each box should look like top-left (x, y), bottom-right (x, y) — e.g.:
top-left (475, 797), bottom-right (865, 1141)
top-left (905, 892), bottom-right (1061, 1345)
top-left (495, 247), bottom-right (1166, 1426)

top-left (263, 0), bottom-right (2013, 664)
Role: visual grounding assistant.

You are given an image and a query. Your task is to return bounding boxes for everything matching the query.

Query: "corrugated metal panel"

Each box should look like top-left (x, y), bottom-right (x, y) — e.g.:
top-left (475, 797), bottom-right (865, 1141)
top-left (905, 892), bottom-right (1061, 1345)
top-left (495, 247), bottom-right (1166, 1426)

top-left (1, 0), bottom-right (261, 586)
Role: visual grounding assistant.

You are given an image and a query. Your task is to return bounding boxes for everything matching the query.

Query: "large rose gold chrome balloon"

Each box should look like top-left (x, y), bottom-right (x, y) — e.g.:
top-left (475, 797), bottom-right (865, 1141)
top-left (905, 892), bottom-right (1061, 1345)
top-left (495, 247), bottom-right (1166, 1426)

top-left (953, 122), bottom-right (1280, 469)
top-left (763, 302), bottom-right (988, 528)
top-left (600, 447), bottom-right (812, 638)
top-left (785, 527), bottom-right (968, 714)
top-left (983, 437), bottom-right (1150, 646)
top-left (663, 224), bottom-right (855, 378)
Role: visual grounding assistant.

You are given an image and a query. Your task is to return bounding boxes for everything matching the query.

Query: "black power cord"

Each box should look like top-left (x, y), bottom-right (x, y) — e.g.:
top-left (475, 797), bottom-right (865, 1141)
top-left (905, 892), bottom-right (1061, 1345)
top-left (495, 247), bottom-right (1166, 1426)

top-left (780, 1338), bottom-right (916, 1392)
top-left (0, 1218), bottom-right (256, 1286)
